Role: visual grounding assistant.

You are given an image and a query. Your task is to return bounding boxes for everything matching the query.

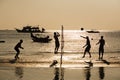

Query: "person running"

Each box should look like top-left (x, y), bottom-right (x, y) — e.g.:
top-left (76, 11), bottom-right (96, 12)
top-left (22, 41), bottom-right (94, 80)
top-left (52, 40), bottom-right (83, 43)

top-left (96, 36), bottom-right (105, 60)
top-left (14, 39), bottom-right (24, 60)
top-left (81, 36), bottom-right (91, 58)
top-left (54, 32), bottom-right (60, 54)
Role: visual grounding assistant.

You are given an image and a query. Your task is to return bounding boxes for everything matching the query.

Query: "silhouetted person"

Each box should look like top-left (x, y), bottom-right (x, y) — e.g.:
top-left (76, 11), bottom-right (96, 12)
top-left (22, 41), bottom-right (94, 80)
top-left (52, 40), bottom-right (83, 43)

top-left (54, 32), bottom-right (60, 54)
top-left (96, 36), bottom-right (105, 60)
top-left (81, 36), bottom-right (91, 58)
top-left (99, 67), bottom-right (105, 80)
top-left (14, 39), bottom-right (24, 60)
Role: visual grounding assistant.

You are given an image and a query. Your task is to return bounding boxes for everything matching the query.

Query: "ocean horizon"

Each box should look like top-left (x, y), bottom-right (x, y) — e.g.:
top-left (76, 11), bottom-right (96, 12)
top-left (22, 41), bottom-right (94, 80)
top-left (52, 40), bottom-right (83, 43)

top-left (0, 30), bottom-right (120, 80)
top-left (0, 30), bottom-right (120, 55)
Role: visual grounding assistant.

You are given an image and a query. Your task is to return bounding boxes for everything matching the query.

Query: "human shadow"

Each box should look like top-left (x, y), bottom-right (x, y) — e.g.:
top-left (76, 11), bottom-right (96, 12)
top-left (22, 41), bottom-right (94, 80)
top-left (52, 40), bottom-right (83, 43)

top-left (99, 67), bottom-right (105, 80)
top-left (9, 59), bottom-right (17, 63)
top-left (102, 60), bottom-right (110, 65)
top-left (15, 67), bottom-right (24, 80)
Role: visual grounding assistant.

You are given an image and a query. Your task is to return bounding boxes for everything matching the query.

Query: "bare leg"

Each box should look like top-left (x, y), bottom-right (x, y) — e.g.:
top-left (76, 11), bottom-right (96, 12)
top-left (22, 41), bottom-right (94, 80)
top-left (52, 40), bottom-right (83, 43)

top-left (15, 52), bottom-right (19, 59)
top-left (15, 49), bottom-right (20, 59)
top-left (55, 46), bottom-right (59, 53)
top-left (101, 53), bottom-right (104, 60)
top-left (54, 47), bottom-right (57, 54)
top-left (88, 52), bottom-right (91, 58)
top-left (54, 47), bottom-right (59, 54)
top-left (99, 51), bottom-right (101, 60)
top-left (82, 51), bottom-right (86, 58)
top-left (54, 47), bottom-right (56, 52)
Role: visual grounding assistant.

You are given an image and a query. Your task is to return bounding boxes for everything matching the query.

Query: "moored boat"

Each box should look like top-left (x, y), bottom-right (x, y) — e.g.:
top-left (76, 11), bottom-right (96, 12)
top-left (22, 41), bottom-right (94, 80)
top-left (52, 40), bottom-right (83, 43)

top-left (80, 28), bottom-right (100, 33)
top-left (15, 25), bottom-right (45, 33)
top-left (86, 30), bottom-right (100, 33)
top-left (0, 40), bottom-right (5, 43)
top-left (30, 33), bottom-right (52, 43)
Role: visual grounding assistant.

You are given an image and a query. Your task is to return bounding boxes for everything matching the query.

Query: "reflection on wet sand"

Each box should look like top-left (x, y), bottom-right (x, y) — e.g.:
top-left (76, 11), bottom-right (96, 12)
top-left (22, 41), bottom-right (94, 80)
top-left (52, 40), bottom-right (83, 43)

top-left (99, 67), bottom-right (105, 80)
top-left (53, 68), bottom-right (64, 80)
top-left (84, 67), bottom-right (105, 80)
top-left (15, 67), bottom-right (23, 80)
top-left (53, 68), bottom-right (59, 80)
top-left (84, 68), bottom-right (91, 80)
top-left (53, 67), bottom-right (105, 80)
top-left (60, 68), bottom-right (64, 80)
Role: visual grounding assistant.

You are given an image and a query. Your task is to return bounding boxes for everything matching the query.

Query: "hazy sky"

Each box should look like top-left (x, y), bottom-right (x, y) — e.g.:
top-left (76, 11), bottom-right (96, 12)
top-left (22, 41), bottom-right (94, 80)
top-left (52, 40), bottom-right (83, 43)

top-left (0, 0), bottom-right (120, 30)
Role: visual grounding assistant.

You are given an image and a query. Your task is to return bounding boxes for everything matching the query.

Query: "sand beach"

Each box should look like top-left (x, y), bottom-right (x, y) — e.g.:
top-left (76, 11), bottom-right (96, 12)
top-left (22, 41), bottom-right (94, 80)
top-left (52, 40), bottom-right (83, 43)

top-left (0, 52), bottom-right (120, 80)
top-left (0, 30), bottom-right (120, 80)
top-left (0, 52), bottom-right (120, 68)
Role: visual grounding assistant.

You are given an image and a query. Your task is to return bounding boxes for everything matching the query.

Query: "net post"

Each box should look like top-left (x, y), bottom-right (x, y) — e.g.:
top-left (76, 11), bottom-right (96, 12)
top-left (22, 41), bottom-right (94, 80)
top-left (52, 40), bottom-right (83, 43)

top-left (60, 25), bottom-right (64, 67)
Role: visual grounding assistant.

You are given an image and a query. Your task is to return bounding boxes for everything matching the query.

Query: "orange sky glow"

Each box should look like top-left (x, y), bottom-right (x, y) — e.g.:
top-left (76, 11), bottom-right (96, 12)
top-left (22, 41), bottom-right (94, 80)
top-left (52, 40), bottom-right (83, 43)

top-left (0, 0), bottom-right (120, 30)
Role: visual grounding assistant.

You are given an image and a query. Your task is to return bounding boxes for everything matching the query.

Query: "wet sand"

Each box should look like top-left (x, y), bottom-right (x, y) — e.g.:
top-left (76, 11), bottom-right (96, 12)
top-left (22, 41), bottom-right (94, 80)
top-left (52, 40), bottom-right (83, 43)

top-left (0, 67), bottom-right (120, 80)
top-left (0, 52), bottom-right (120, 68)
top-left (0, 52), bottom-right (120, 80)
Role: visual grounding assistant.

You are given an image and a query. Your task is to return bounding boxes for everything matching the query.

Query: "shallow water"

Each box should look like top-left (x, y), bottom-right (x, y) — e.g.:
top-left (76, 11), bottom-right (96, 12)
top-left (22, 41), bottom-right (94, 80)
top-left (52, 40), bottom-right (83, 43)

top-left (0, 30), bottom-right (120, 55)
top-left (0, 67), bottom-right (120, 80)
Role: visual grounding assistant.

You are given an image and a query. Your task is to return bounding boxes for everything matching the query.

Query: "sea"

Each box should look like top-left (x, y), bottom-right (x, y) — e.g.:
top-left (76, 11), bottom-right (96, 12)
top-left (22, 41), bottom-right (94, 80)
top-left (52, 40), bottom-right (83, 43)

top-left (0, 30), bottom-right (120, 55)
top-left (0, 30), bottom-right (120, 80)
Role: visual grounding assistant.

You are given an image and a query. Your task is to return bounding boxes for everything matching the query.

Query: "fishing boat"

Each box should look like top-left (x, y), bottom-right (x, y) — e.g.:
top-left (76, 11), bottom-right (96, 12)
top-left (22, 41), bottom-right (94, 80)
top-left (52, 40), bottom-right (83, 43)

top-left (80, 28), bottom-right (100, 33)
top-left (0, 40), bottom-right (5, 43)
top-left (30, 33), bottom-right (52, 43)
top-left (15, 25), bottom-right (45, 33)
top-left (86, 30), bottom-right (100, 33)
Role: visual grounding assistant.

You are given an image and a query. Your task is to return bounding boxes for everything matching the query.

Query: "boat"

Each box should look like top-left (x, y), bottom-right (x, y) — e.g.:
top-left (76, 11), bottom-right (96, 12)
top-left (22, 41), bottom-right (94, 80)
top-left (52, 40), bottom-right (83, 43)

top-left (80, 28), bottom-right (100, 33)
top-left (15, 25), bottom-right (45, 33)
top-left (86, 30), bottom-right (100, 33)
top-left (0, 40), bottom-right (5, 43)
top-left (30, 33), bottom-right (52, 43)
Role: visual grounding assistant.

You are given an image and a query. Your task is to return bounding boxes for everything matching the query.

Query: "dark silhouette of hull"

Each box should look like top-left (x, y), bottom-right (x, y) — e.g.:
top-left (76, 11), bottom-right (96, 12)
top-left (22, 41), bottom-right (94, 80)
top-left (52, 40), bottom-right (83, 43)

top-left (16, 29), bottom-right (41, 33)
top-left (30, 33), bottom-right (52, 43)
top-left (15, 26), bottom-right (45, 33)
top-left (0, 40), bottom-right (5, 43)
top-left (87, 30), bottom-right (100, 33)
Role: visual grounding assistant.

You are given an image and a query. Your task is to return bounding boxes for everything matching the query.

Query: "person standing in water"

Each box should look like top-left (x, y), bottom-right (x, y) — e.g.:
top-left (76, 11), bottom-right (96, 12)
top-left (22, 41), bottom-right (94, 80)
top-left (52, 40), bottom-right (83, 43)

top-left (96, 36), bottom-right (105, 60)
top-left (81, 36), bottom-right (91, 58)
top-left (14, 39), bottom-right (24, 60)
top-left (54, 32), bottom-right (60, 54)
